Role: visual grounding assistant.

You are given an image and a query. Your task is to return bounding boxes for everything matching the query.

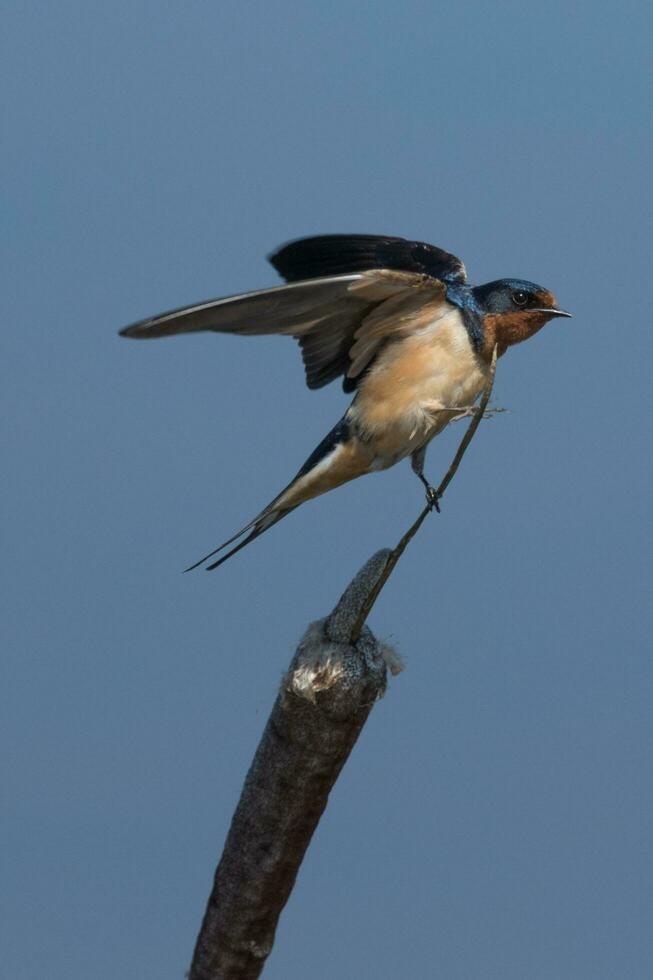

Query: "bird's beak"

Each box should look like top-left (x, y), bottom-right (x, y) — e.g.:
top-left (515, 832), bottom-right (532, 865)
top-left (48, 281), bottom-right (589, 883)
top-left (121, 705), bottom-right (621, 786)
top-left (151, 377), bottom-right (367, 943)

top-left (532, 307), bottom-right (572, 318)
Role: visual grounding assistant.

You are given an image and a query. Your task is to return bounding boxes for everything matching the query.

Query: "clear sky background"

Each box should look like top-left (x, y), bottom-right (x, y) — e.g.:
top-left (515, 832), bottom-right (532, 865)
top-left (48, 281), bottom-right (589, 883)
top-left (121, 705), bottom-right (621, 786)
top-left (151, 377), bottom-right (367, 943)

top-left (3, 2), bottom-right (652, 977)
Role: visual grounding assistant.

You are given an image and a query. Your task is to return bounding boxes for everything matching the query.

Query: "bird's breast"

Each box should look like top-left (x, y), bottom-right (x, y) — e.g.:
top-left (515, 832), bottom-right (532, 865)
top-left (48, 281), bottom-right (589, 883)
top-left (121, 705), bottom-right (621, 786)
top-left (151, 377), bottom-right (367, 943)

top-left (351, 308), bottom-right (490, 462)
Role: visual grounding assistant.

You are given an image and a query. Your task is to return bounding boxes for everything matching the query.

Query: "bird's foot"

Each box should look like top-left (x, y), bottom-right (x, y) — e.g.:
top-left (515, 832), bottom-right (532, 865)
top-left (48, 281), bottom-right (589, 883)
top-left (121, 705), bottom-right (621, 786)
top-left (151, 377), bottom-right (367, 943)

top-left (424, 484), bottom-right (441, 513)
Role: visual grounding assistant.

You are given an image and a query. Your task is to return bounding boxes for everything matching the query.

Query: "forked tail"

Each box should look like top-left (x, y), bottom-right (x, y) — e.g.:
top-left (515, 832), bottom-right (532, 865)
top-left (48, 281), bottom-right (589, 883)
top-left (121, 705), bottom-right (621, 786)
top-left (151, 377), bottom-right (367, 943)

top-left (184, 506), bottom-right (295, 572)
top-left (185, 414), bottom-right (357, 571)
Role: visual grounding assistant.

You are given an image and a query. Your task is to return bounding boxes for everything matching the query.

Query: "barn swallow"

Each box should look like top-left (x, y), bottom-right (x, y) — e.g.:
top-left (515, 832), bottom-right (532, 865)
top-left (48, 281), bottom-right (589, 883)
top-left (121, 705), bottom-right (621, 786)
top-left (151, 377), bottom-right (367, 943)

top-left (120, 234), bottom-right (570, 569)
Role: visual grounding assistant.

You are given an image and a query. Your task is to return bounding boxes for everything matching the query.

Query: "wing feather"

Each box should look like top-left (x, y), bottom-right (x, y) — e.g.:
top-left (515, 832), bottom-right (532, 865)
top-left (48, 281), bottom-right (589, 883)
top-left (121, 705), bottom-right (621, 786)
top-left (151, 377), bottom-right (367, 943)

top-left (269, 234), bottom-right (467, 285)
top-left (120, 270), bottom-right (448, 390)
top-left (119, 275), bottom-right (363, 339)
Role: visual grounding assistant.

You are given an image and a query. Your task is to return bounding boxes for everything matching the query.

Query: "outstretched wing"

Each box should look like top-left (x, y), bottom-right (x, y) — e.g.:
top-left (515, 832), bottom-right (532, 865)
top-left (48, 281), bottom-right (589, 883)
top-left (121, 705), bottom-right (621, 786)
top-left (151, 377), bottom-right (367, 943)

top-left (269, 233), bottom-right (467, 285)
top-left (121, 234), bottom-right (462, 390)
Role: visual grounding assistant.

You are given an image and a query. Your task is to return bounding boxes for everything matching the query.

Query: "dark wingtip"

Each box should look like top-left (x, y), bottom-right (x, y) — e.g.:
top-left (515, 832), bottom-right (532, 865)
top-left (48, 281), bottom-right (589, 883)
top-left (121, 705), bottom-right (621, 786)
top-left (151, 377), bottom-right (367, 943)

top-left (119, 323), bottom-right (148, 338)
top-left (119, 323), bottom-right (143, 338)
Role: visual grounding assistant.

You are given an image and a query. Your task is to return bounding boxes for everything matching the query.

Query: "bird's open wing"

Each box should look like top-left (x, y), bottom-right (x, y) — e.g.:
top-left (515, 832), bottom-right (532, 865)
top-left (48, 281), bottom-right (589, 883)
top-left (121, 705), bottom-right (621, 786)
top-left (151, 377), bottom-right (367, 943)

top-left (121, 235), bottom-right (462, 390)
top-left (268, 234), bottom-right (467, 285)
top-left (121, 271), bottom-right (447, 390)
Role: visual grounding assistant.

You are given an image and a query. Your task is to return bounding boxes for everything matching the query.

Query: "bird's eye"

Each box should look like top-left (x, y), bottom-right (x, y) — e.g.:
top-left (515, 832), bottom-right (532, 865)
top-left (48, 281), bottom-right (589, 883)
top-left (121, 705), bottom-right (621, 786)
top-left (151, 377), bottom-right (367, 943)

top-left (512, 289), bottom-right (529, 307)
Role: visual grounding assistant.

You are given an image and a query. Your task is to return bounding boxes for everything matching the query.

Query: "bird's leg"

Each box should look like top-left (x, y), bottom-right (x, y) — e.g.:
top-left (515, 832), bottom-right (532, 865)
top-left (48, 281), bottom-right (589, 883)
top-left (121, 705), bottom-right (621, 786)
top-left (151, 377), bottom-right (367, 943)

top-left (411, 447), bottom-right (440, 512)
top-left (419, 473), bottom-right (441, 512)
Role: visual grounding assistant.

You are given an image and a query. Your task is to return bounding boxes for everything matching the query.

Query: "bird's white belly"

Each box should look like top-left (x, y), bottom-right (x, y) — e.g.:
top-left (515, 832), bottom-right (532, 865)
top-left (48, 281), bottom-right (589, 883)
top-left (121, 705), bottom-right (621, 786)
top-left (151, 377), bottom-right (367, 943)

top-left (351, 308), bottom-right (489, 467)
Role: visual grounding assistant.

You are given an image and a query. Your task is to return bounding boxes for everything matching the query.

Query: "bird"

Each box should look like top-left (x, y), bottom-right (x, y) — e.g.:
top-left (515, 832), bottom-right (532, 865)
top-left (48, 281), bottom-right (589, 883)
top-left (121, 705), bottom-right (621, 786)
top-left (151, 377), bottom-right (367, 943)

top-left (120, 234), bottom-right (570, 570)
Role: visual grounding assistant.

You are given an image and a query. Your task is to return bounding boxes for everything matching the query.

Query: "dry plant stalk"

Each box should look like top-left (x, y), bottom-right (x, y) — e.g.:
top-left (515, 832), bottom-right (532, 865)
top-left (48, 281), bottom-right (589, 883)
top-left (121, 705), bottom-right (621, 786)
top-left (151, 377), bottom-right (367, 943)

top-left (188, 552), bottom-right (401, 980)
top-left (188, 347), bottom-right (498, 979)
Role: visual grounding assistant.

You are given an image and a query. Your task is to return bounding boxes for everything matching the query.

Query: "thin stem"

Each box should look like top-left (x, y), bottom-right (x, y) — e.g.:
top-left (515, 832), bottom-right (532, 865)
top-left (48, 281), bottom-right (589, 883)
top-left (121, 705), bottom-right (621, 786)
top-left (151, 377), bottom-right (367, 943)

top-left (436, 346), bottom-right (498, 499)
top-left (349, 346), bottom-right (498, 643)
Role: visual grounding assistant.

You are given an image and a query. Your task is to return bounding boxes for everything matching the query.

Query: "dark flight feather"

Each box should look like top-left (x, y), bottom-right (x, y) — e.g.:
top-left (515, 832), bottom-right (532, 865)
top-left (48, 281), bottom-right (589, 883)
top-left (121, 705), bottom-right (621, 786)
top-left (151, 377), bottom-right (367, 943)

top-left (119, 275), bottom-right (362, 340)
top-left (269, 234), bottom-right (467, 286)
top-left (121, 268), bottom-right (446, 391)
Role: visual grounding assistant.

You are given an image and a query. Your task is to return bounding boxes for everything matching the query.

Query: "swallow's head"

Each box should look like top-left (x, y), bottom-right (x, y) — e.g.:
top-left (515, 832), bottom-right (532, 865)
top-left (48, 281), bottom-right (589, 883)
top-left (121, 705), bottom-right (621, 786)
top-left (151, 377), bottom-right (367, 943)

top-left (472, 278), bottom-right (571, 355)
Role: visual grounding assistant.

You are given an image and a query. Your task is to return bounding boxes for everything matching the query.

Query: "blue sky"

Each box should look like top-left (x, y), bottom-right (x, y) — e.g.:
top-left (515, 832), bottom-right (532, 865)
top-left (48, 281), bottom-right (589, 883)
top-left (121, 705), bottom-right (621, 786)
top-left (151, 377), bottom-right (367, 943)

top-left (3, 2), bottom-right (652, 977)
